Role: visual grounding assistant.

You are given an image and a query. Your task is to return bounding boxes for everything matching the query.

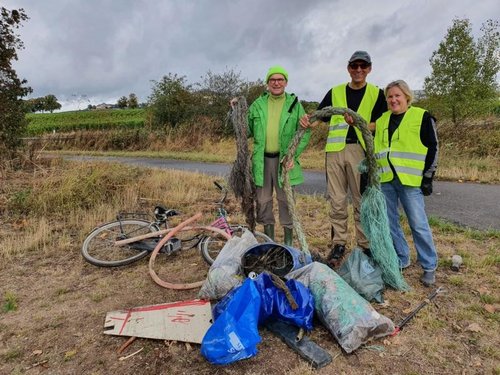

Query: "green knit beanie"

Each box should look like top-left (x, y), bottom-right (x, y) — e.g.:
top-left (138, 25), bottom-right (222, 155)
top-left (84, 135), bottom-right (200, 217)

top-left (265, 65), bottom-right (288, 82)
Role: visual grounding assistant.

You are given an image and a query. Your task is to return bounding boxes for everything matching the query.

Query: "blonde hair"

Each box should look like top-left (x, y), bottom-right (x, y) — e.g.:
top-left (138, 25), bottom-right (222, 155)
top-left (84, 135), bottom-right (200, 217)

top-left (385, 80), bottom-right (413, 105)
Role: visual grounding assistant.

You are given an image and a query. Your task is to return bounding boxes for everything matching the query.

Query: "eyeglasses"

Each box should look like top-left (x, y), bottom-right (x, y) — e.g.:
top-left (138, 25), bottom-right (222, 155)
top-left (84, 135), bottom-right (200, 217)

top-left (348, 62), bottom-right (370, 70)
top-left (268, 78), bottom-right (286, 84)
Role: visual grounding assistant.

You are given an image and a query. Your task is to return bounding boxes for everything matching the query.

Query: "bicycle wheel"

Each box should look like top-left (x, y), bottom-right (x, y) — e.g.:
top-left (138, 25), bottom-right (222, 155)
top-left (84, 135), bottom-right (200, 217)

top-left (199, 226), bottom-right (272, 265)
top-left (82, 219), bottom-right (158, 267)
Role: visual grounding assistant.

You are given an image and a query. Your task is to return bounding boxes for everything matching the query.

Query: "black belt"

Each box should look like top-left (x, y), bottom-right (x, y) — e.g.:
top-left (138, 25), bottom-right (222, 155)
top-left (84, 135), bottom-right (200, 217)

top-left (345, 139), bottom-right (360, 144)
top-left (264, 152), bottom-right (280, 158)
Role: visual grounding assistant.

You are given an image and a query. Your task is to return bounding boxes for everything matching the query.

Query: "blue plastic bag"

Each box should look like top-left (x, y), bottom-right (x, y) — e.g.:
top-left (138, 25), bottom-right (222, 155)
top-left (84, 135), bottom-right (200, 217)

top-left (253, 273), bottom-right (314, 331)
top-left (201, 278), bottom-right (262, 365)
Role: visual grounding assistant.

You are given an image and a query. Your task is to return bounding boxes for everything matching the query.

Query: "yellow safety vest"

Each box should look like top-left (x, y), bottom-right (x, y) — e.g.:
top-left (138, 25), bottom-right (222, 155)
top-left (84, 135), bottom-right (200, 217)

top-left (325, 83), bottom-right (379, 152)
top-left (374, 106), bottom-right (428, 186)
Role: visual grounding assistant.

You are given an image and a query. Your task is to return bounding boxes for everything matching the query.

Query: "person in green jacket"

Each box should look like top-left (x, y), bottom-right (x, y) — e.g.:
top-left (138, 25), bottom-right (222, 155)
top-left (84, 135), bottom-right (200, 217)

top-left (247, 65), bottom-right (311, 245)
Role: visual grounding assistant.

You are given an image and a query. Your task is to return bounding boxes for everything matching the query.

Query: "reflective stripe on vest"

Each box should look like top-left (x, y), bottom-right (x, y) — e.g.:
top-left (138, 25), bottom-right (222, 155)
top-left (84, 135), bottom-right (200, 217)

top-left (374, 107), bottom-right (428, 186)
top-left (325, 83), bottom-right (379, 152)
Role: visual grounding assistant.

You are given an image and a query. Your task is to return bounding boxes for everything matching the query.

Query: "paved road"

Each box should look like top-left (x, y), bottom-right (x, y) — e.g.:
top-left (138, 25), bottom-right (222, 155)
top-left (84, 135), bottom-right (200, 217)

top-left (66, 155), bottom-right (500, 231)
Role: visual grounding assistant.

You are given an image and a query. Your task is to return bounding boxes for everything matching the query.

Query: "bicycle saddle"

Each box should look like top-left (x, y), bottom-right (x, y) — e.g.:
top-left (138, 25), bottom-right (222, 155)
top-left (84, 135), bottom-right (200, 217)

top-left (154, 205), bottom-right (179, 218)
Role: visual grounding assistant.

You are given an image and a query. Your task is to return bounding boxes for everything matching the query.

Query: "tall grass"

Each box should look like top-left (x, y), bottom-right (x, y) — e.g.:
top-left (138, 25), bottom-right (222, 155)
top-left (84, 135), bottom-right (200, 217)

top-left (0, 160), bottom-right (230, 262)
top-left (3, 159), bottom-right (498, 262)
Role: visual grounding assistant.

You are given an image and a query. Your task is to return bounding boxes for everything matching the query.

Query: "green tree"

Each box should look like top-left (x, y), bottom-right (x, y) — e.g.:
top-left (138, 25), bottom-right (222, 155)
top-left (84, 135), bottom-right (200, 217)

top-left (23, 97), bottom-right (42, 113)
top-left (241, 79), bottom-right (266, 107)
top-left (195, 67), bottom-right (259, 135)
top-left (43, 94), bottom-right (61, 113)
top-left (0, 7), bottom-right (32, 157)
top-left (147, 73), bottom-right (193, 129)
top-left (117, 96), bottom-right (128, 109)
top-left (423, 18), bottom-right (500, 125)
top-left (476, 19), bottom-right (500, 111)
top-left (127, 93), bottom-right (138, 109)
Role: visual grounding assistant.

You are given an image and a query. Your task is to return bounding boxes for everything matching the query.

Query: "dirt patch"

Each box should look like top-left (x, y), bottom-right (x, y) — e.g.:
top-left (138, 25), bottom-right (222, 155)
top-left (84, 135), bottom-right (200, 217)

top-left (2, 239), bottom-right (498, 374)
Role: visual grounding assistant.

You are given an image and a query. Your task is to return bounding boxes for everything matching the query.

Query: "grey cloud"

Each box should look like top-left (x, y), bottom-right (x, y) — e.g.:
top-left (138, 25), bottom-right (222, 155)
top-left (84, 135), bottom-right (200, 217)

top-left (7, 0), bottom-right (500, 109)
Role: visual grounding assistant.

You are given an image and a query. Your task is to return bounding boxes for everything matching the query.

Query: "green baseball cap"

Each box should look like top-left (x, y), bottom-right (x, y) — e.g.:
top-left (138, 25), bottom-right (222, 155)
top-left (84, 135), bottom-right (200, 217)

top-left (266, 65), bottom-right (288, 82)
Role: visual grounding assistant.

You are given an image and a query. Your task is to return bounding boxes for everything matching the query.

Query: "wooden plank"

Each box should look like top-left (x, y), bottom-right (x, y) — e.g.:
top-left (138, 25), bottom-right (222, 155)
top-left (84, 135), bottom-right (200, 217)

top-left (104, 299), bottom-right (212, 344)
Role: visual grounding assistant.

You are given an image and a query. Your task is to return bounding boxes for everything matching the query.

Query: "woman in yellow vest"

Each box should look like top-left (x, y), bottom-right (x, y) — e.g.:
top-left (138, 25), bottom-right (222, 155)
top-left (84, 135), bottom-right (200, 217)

top-left (374, 80), bottom-right (438, 287)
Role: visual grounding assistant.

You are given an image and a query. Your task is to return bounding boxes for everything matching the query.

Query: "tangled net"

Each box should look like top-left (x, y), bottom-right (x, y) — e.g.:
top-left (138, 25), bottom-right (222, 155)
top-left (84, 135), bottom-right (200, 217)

top-left (280, 128), bottom-right (310, 257)
top-left (228, 97), bottom-right (256, 232)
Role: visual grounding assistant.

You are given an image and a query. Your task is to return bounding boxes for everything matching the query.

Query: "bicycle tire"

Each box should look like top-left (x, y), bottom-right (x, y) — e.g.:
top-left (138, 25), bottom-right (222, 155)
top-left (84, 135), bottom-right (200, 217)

top-left (199, 226), bottom-right (272, 265)
top-left (82, 219), bottom-right (158, 267)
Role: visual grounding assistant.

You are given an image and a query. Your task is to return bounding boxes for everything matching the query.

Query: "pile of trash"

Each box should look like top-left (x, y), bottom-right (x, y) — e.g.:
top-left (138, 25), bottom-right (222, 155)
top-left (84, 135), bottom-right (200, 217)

top-left (198, 230), bottom-right (394, 366)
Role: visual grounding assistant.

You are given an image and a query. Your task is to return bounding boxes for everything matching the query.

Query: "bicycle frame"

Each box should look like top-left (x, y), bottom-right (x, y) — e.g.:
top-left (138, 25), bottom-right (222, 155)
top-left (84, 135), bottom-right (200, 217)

top-left (208, 180), bottom-right (238, 237)
top-left (113, 181), bottom-right (234, 248)
top-left (209, 215), bottom-right (232, 236)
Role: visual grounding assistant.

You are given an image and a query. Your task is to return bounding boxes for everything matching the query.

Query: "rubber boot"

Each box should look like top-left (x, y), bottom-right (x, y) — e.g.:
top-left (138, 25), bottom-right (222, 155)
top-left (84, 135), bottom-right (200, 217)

top-left (264, 224), bottom-right (275, 241)
top-left (284, 227), bottom-right (293, 246)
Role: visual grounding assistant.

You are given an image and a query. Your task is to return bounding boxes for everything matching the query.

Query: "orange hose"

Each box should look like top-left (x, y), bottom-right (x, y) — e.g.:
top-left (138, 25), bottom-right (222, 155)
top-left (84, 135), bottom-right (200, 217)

top-left (148, 213), bottom-right (231, 290)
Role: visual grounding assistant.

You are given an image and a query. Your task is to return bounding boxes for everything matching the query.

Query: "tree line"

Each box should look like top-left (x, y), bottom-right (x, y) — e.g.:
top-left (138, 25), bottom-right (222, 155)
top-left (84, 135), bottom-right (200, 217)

top-left (1, 5), bottom-right (499, 157)
top-left (24, 94), bottom-right (61, 113)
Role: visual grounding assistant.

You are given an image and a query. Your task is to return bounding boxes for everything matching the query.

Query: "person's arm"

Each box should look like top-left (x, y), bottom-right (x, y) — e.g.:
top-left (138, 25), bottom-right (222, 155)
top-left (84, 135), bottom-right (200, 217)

top-left (299, 90), bottom-right (331, 129)
top-left (295, 102), bottom-right (311, 158)
top-left (343, 113), bottom-right (376, 132)
top-left (369, 89), bottom-right (387, 134)
top-left (420, 112), bottom-right (438, 195)
top-left (421, 112), bottom-right (438, 177)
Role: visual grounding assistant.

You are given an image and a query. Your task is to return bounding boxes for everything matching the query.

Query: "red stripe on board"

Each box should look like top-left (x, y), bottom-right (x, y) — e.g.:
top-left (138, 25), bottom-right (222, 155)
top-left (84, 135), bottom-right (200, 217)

top-left (117, 299), bottom-right (209, 335)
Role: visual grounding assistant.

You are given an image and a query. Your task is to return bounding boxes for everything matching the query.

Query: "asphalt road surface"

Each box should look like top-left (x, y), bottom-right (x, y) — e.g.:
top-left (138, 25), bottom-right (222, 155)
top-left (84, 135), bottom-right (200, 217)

top-left (67, 155), bottom-right (500, 231)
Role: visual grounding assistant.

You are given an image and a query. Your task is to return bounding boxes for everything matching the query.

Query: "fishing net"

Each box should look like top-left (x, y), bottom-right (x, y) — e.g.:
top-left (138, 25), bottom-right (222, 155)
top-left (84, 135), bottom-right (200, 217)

top-left (309, 107), bottom-right (409, 291)
top-left (280, 127), bottom-right (311, 256)
top-left (228, 97), bottom-right (257, 231)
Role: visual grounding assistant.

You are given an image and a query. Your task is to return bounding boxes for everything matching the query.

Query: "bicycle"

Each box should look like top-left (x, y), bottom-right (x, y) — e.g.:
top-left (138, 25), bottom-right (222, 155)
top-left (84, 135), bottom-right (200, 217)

top-left (81, 206), bottom-right (206, 267)
top-left (198, 181), bottom-right (272, 265)
top-left (81, 181), bottom-right (270, 268)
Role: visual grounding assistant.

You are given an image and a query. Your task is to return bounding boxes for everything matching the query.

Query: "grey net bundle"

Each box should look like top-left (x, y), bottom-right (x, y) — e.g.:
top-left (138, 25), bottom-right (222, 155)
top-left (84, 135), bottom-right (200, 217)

top-left (228, 97), bottom-right (257, 232)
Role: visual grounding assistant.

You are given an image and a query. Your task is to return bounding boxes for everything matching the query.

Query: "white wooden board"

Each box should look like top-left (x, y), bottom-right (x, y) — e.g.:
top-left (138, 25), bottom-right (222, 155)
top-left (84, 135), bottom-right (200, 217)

top-left (104, 299), bottom-right (212, 344)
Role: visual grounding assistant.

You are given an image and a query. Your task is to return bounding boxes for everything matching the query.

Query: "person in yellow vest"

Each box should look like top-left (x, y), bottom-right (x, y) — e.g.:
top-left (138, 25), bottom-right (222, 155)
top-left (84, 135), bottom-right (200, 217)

top-left (247, 66), bottom-right (311, 245)
top-left (346, 79), bottom-right (438, 286)
top-left (300, 51), bottom-right (386, 264)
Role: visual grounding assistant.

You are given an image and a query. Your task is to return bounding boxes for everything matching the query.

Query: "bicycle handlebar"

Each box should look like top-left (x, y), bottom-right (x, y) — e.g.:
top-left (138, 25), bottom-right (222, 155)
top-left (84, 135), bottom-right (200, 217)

top-left (213, 180), bottom-right (224, 191)
top-left (213, 181), bottom-right (228, 207)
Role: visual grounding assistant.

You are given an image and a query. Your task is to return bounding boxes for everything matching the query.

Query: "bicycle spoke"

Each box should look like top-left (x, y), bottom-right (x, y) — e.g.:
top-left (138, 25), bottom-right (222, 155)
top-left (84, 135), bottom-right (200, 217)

top-left (82, 220), bottom-right (154, 266)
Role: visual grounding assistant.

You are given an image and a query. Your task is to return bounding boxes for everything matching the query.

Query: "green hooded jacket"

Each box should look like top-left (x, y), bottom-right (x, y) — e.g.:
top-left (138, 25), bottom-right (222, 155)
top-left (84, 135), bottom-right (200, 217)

top-left (247, 92), bottom-right (311, 187)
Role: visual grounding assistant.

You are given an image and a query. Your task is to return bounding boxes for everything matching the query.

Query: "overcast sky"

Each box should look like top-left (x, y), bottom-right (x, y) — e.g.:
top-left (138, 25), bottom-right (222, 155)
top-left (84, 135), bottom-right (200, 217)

top-left (6, 0), bottom-right (500, 111)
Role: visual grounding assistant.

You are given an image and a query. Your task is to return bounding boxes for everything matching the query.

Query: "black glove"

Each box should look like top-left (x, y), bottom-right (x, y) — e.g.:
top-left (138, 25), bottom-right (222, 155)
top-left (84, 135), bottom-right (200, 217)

top-left (421, 177), bottom-right (433, 196)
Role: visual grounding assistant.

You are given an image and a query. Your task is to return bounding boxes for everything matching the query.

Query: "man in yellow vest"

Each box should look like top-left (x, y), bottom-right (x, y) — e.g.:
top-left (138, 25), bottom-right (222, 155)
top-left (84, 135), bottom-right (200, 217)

top-left (300, 51), bottom-right (386, 264)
